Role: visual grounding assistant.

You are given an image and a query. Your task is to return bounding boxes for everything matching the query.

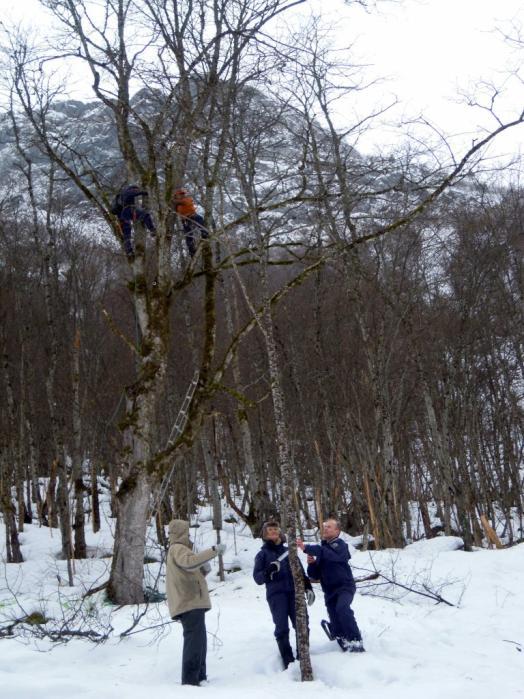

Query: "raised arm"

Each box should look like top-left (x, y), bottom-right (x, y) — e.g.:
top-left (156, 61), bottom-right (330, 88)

top-left (172, 544), bottom-right (217, 571)
top-left (303, 539), bottom-right (349, 564)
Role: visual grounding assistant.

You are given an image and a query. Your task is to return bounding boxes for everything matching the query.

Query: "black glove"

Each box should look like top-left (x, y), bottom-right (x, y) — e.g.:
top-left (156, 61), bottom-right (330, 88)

top-left (265, 561), bottom-right (280, 581)
top-left (304, 577), bottom-right (313, 592)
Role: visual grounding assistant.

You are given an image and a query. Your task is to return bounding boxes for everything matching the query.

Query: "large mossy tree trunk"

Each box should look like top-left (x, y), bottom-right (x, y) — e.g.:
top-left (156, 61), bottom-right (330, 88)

top-left (106, 377), bottom-right (160, 604)
top-left (107, 466), bottom-right (152, 604)
top-left (107, 234), bottom-right (170, 604)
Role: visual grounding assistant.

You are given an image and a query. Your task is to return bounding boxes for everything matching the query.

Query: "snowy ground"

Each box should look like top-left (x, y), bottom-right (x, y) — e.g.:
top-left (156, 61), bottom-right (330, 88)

top-left (1, 506), bottom-right (523, 699)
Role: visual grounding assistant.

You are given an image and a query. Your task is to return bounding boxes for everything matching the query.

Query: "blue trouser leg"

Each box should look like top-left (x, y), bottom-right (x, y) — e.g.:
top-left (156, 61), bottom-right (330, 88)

top-left (199, 624), bottom-right (207, 681)
top-left (326, 590), bottom-right (362, 643)
top-left (185, 234), bottom-right (196, 257)
top-left (268, 592), bottom-right (295, 640)
top-left (325, 595), bottom-right (340, 637)
top-left (182, 215), bottom-right (209, 256)
top-left (119, 218), bottom-right (134, 255)
top-left (183, 221), bottom-right (196, 256)
top-left (137, 209), bottom-right (156, 233)
top-left (179, 608), bottom-right (207, 685)
top-left (192, 213), bottom-right (209, 239)
top-left (269, 593), bottom-right (296, 668)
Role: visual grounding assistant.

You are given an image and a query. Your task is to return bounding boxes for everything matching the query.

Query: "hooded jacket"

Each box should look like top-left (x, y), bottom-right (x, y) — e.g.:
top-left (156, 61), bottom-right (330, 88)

top-left (173, 191), bottom-right (197, 218)
top-left (166, 519), bottom-right (217, 619)
top-left (121, 185), bottom-right (147, 207)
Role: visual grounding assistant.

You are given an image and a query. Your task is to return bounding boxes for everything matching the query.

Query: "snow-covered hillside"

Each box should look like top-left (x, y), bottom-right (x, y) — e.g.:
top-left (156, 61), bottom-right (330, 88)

top-left (1, 504), bottom-right (523, 699)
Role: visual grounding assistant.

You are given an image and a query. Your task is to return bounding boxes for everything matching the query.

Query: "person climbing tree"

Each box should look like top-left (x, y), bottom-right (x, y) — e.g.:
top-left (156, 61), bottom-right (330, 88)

top-left (172, 188), bottom-right (209, 257)
top-left (111, 184), bottom-right (156, 257)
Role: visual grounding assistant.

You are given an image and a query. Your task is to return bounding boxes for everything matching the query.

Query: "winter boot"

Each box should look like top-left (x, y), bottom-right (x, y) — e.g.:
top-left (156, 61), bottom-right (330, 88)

top-left (276, 636), bottom-right (295, 670)
top-left (338, 637), bottom-right (366, 653)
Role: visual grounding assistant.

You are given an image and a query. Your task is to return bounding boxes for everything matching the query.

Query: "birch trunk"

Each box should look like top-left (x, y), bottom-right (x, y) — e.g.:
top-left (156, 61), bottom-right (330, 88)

top-left (56, 458), bottom-right (74, 585)
top-left (1, 326), bottom-right (24, 553)
top-left (0, 494), bottom-right (23, 563)
top-left (264, 315), bottom-right (313, 681)
top-left (201, 421), bottom-right (224, 581)
top-left (91, 460), bottom-right (101, 534)
top-left (71, 328), bottom-right (87, 558)
top-left (228, 129), bottom-right (314, 679)
top-left (222, 276), bottom-right (275, 532)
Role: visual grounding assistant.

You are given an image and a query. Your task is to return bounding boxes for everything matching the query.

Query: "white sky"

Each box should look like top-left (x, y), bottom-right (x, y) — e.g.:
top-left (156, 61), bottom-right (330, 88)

top-left (3, 0), bottom-right (524, 166)
top-left (289, 0), bottom-right (524, 163)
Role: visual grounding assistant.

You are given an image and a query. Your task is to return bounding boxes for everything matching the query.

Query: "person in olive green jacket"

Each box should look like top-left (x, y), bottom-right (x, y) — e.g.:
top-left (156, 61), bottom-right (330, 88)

top-left (166, 519), bottom-right (226, 686)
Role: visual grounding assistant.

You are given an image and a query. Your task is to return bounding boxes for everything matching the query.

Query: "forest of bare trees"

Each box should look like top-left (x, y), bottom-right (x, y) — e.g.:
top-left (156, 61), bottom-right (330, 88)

top-left (0, 0), bottom-right (523, 679)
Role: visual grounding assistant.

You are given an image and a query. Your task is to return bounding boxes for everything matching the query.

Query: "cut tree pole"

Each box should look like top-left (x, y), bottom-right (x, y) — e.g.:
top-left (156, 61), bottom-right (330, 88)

top-left (480, 514), bottom-right (503, 549)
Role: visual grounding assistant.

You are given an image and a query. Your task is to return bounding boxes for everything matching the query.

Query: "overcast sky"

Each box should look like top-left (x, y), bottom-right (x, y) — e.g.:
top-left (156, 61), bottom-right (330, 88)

top-left (3, 0), bottom-right (524, 166)
top-left (287, 0), bottom-right (524, 163)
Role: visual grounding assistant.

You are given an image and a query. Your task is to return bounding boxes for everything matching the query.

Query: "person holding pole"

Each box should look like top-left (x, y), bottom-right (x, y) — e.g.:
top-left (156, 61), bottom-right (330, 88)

top-left (166, 519), bottom-right (226, 685)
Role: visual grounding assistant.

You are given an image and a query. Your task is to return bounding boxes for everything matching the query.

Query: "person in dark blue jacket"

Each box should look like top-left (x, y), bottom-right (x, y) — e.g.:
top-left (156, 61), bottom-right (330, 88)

top-left (297, 518), bottom-right (364, 652)
top-left (253, 521), bottom-right (315, 669)
top-left (111, 185), bottom-right (156, 257)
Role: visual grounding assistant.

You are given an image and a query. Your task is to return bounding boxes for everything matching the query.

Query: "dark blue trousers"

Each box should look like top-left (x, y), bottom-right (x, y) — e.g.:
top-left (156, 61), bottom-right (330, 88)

top-left (268, 592), bottom-right (296, 640)
top-left (183, 214), bottom-right (209, 257)
top-left (178, 608), bottom-right (207, 686)
top-left (119, 206), bottom-right (156, 256)
top-left (325, 589), bottom-right (362, 643)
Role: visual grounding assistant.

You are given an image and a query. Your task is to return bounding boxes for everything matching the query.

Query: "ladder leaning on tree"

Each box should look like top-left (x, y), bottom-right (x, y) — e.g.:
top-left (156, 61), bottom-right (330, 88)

top-left (152, 369), bottom-right (200, 516)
